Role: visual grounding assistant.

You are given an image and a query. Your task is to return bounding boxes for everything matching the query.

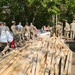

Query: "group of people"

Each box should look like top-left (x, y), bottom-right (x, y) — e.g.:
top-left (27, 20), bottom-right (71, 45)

top-left (0, 21), bottom-right (38, 54)
top-left (11, 21), bottom-right (38, 47)
top-left (40, 18), bottom-right (75, 40)
top-left (55, 19), bottom-right (75, 40)
top-left (0, 19), bottom-right (75, 54)
top-left (64, 19), bottom-right (75, 40)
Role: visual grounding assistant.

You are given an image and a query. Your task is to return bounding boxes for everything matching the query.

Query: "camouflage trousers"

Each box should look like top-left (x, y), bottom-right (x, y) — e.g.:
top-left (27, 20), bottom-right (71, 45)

top-left (64, 31), bottom-right (70, 39)
top-left (13, 33), bottom-right (22, 47)
top-left (30, 31), bottom-right (35, 39)
top-left (56, 29), bottom-right (62, 37)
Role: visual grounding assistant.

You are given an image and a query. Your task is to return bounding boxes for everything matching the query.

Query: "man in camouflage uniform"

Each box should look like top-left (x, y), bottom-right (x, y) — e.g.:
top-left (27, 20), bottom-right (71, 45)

top-left (56, 22), bottom-right (62, 37)
top-left (70, 19), bottom-right (75, 40)
top-left (11, 21), bottom-right (18, 35)
top-left (30, 23), bottom-right (37, 39)
top-left (64, 20), bottom-right (70, 39)
top-left (24, 24), bottom-right (30, 40)
top-left (21, 27), bottom-right (25, 41)
top-left (11, 21), bottom-right (20, 47)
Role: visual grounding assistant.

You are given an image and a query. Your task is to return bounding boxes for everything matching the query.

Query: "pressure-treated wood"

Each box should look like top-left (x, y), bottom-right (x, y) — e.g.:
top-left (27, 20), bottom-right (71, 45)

top-left (0, 36), bottom-right (72, 75)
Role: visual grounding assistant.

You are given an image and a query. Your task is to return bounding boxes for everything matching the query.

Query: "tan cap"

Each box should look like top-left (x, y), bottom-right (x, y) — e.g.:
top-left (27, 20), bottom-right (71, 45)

top-left (12, 21), bottom-right (15, 23)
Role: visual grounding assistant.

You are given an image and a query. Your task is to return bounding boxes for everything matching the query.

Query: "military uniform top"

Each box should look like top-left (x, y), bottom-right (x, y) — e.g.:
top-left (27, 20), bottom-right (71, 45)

top-left (56, 23), bottom-right (62, 37)
top-left (30, 24), bottom-right (37, 32)
top-left (11, 25), bottom-right (18, 34)
top-left (25, 25), bottom-right (30, 32)
top-left (70, 22), bottom-right (75, 31)
top-left (56, 24), bottom-right (62, 30)
top-left (64, 22), bottom-right (70, 31)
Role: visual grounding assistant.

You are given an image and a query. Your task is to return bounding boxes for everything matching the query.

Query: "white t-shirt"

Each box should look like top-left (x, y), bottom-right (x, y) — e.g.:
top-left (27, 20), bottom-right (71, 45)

top-left (17, 24), bottom-right (23, 30)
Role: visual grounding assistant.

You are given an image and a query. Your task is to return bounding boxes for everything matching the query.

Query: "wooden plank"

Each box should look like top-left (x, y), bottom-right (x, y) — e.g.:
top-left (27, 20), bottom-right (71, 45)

top-left (0, 50), bottom-right (19, 72)
top-left (7, 57), bottom-right (27, 75)
top-left (63, 51), bottom-right (70, 75)
top-left (68, 51), bottom-right (72, 75)
top-left (0, 49), bottom-right (26, 75)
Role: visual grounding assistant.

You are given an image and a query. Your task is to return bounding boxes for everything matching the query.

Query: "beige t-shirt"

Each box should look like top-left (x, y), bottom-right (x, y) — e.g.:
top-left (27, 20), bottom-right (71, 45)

top-left (11, 25), bottom-right (18, 34)
top-left (64, 22), bottom-right (70, 31)
top-left (70, 22), bottom-right (75, 32)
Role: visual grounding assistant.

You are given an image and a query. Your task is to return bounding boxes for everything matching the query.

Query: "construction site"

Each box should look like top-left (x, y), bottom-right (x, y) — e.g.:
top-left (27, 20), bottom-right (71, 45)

top-left (0, 32), bottom-right (75, 75)
top-left (0, 0), bottom-right (75, 75)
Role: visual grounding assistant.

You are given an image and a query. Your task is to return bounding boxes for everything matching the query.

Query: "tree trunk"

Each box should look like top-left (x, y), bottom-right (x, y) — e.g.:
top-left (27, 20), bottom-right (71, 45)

top-left (24, 0), bottom-right (28, 25)
top-left (25, 16), bottom-right (28, 25)
top-left (56, 14), bottom-right (57, 25)
top-left (32, 13), bottom-right (36, 24)
top-left (52, 14), bottom-right (55, 25)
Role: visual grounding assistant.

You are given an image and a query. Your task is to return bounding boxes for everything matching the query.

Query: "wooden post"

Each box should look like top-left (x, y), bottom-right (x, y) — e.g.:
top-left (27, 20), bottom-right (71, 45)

top-left (68, 51), bottom-right (72, 75)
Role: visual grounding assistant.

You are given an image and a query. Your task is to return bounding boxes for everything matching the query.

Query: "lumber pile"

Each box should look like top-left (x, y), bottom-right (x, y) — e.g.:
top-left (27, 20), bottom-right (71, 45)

top-left (0, 35), bottom-right (72, 75)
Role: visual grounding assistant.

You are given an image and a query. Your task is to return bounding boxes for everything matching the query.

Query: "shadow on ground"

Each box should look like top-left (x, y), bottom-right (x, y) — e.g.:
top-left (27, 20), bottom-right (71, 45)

top-left (65, 41), bottom-right (75, 52)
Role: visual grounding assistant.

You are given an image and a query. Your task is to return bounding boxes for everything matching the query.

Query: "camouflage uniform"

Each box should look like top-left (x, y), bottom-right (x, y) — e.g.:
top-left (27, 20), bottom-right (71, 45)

top-left (30, 23), bottom-right (37, 39)
top-left (24, 25), bottom-right (30, 40)
top-left (56, 22), bottom-right (62, 37)
top-left (21, 27), bottom-right (25, 40)
top-left (11, 23), bottom-right (20, 47)
top-left (11, 24), bottom-right (18, 35)
top-left (64, 21), bottom-right (70, 39)
top-left (70, 20), bottom-right (75, 39)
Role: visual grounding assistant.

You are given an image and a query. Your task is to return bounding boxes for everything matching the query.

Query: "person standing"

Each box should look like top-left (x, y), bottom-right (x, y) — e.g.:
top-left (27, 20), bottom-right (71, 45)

top-left (30, 23), bottom-right (37, 39)
top-left (56, 22), bottom-right (62, 37)
top-left (11, 21), bottom-right (19, 47)
top-left (24, 24), bottom-right (30, 40)
top-left (70, 19), bottom-right (75, 39)
top-left (11, 21), bottom-right (18, 35)
top-left (64, 20), bottom-right (70, 39)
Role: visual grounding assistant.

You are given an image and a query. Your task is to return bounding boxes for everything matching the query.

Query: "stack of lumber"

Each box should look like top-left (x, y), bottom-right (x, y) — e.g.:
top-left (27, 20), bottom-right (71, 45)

top-left (0, 35), bottom-right (72, 75)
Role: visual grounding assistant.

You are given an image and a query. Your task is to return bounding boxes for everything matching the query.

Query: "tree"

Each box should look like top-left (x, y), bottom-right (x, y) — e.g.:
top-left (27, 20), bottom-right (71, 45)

top-left (0, 0), bottom-right (75, 28)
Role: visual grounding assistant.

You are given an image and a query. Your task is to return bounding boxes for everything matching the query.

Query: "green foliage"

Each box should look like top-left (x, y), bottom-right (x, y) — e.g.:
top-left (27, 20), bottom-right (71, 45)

top-left (0, 0), bottom-right (75, 28)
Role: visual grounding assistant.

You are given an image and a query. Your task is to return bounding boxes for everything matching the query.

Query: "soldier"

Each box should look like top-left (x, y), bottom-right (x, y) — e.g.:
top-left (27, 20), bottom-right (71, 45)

top-left (30, 23), bottom-right (37, 39)
top-left (11, 21), bottom-right (20, 47)
top-left (70, 19), bottom-right (75, 39)
top-left (56, 22), bottom-right (62, 37)
top-left (64, 20), bottom-right (70, 39)
top-left (11, 21), bottom-right (18, 34)
top-left (21, 27), bottom-right (25, 41)
top-left (24, 24), bottom-right (30, 40)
